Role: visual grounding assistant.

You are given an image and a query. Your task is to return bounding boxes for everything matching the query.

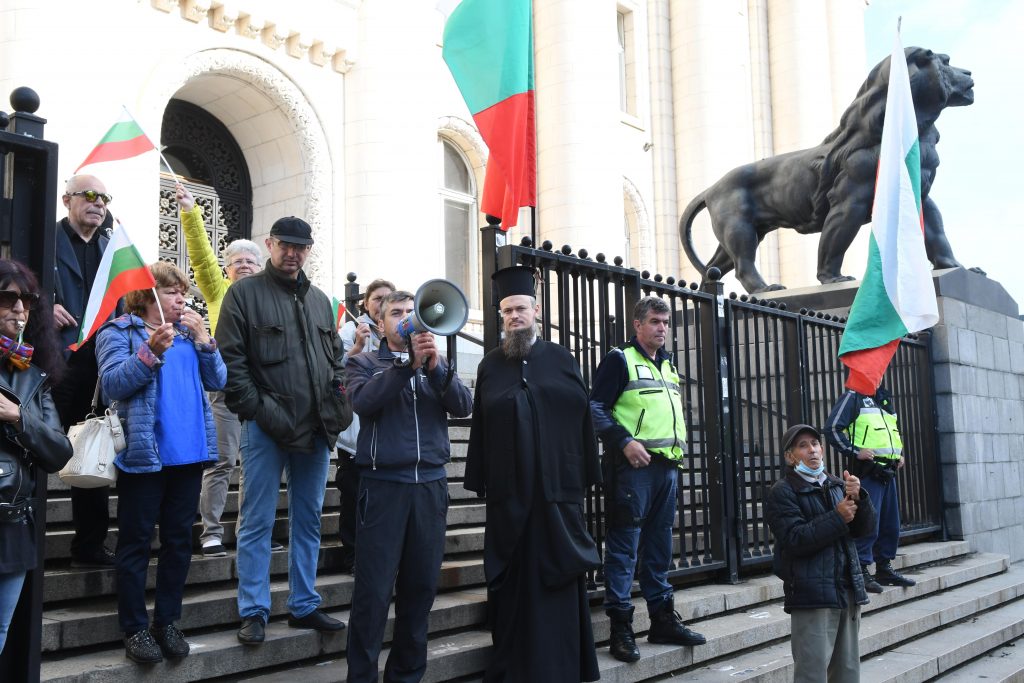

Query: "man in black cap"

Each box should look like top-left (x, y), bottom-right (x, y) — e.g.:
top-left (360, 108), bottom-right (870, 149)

top-left (765, 424), bottom-right (875, 683)
top-left (465, 266), bottom-right (602, 682)
top-left (217, 217), bottom-right (353, 644)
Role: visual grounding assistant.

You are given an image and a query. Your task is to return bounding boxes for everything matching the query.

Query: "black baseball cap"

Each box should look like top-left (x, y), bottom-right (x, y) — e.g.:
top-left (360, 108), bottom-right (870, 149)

top-left (781, 424), bottom-right (821, 453)
top-left (269, 216), bottom-right (313, 245)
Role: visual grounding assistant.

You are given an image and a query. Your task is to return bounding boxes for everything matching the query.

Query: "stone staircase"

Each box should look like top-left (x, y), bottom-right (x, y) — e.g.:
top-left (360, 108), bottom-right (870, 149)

top-left (38, 426), bottom-right (1024, 682)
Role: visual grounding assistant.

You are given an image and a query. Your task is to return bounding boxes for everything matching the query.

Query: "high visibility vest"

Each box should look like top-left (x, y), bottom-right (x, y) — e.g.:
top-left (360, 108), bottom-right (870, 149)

top-left (610, 346), bottom-right (688, 463)
top-left (848, 397), bottom-right (903, 461)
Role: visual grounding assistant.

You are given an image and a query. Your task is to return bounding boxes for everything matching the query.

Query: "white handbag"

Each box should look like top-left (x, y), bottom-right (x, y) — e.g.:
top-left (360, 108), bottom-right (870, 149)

top-left (60, 382), bottom-right (124, 488)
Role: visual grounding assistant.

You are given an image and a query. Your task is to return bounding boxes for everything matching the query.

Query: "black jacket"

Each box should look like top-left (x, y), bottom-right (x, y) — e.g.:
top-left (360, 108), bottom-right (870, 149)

top-left (217, 262), bottom-right (352, 451)
top-left (54, 219), bottom-right (110, 354)
top-left (346, 342), bottom-right (472, 482)
top-left (0, 366), bottom-right (73, 573)
top-left (765, 468), bottom-right (876, 612)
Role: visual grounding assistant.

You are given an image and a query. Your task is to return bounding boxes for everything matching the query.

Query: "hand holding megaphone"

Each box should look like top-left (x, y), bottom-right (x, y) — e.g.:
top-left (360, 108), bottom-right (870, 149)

top-left (394, 279), bottom-right (468, 372)
top-left (409, 332), bottom-right (439, 372)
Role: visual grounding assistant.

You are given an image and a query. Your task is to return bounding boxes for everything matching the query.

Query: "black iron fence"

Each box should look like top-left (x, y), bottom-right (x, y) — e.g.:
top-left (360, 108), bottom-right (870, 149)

top-left (484, 237), bottom-right (944, 583)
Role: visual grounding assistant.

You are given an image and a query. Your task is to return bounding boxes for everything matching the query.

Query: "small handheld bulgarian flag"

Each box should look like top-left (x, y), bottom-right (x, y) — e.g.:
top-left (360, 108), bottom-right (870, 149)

top-left (75, 108), bottom-right (157, 172)
top-left (838, 29), bottom-right (939, 394)
top-left (69, 221), bottom-right (156, 351)
top-left (331, 297), bottom-right (347, 330)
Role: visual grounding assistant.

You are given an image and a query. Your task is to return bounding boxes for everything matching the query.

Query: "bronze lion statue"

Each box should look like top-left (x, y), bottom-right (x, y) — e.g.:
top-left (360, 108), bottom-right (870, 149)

top-left (680, 47), bottom-right (975, 293)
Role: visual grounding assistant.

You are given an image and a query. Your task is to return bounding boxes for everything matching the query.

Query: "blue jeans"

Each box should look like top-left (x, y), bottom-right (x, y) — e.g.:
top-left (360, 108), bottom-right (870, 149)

top-left (603, 460), bottom-right (678, 611)
top-left (0, 571), bottom-right (26, 653)
top-left (856, 473), bottom-right (901, 565)
top-left (236, 420), bottom-right (330, 621)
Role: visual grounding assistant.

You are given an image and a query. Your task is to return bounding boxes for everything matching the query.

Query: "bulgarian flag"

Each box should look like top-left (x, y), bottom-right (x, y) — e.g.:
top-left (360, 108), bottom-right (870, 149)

top-left (69, 221), bottom-right (155, 351)
top-left (75, 108), bottom-right (156, 172)
top-left (331, 297), bottom-right (347, 330)
top-left (442, 0), bottom-right (536, 231)
top-left (838, 33), bottom-right (939, 394)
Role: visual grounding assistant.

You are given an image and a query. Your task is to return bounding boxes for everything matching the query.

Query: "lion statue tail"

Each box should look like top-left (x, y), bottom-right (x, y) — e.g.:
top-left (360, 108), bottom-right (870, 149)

top-left (679, 192), bottom-right (708, 275)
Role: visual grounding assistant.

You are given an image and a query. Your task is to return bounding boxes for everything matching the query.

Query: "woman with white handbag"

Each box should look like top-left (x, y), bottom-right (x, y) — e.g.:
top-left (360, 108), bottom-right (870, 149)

top-left (0, 259), bottom-right (73, 660)
top-left (95, 262), bottom-right (225, 665)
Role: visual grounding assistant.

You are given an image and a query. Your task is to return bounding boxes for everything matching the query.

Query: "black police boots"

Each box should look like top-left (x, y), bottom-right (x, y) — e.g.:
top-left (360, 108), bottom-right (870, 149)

top-left (875, 559), bottom-right (916, 587)
top-left (647, 599), bottom-right (706, 646)
top-left (606, 606), bottom-right (641, 662)
top-left (862, 564), bottom-right (884, 593)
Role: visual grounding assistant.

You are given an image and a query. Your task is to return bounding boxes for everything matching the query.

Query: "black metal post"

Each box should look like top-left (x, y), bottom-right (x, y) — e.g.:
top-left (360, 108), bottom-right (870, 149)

top-left (480, 215), bottom-right (503, 354)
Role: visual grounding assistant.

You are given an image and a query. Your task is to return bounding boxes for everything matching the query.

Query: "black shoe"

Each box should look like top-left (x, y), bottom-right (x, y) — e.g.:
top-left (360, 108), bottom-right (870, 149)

top-left (288, 609), bottom-right (346, 632)
top-left (862, 564), bottom-right (884, 593)
top-left (201, 543), bottom-right (227, 558)
top-left (71, 547), bottom-right (116, 569)
top-left (875, 560), bottom-right (916, 587)
top-left (124, 629), bottom-right (163, 664)
top-left (151, 624), bottom-right (190, 658)
top-left (648, 602), bottom-right (706, 646)
top-left (271, 540), bottom-right (285, 552)
top-left (238, 616), bottom-right (266, 644)
top-left (607, 607), bottom-right (641, 663)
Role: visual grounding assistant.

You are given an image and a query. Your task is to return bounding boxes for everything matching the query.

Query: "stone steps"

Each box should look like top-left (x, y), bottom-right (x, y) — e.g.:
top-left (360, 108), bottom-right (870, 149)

top-left (935, 634), bottom-right (1024, 682)
top-left (41, 542), bottom-right (1009, 682)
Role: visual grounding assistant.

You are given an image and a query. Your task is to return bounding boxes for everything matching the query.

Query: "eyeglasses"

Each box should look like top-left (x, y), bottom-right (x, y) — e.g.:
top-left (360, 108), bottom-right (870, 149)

top-left (271, 239), bottom-right (311, 253)
top-left (0, 290), bottom-right (40, 311)
top-left (227, 258), bottom-right (260, 268)
top-left (67, 190), bottom-right (113, 205)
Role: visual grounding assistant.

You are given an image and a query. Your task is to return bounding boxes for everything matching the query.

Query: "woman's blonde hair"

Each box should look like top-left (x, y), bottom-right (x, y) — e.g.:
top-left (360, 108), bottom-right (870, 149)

top-left (125, 262), bottom-right (190, 316)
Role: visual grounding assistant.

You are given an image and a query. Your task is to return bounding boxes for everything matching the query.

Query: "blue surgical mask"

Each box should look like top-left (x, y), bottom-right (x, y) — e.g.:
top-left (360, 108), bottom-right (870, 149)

top-left (795, 461), bottom-right (825, 477)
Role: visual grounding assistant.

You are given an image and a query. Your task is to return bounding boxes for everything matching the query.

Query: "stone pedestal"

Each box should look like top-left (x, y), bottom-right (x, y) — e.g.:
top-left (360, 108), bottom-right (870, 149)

top-left (764, 268), bottom-right (1024, 561)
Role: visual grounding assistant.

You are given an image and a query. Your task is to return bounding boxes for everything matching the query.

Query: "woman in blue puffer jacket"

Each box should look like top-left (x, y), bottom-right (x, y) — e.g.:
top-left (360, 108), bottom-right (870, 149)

top-left (96, 261), bottom-right (225, 665)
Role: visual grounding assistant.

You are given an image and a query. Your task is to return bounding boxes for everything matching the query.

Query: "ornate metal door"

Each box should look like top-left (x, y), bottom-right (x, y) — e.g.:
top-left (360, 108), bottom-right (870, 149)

top-left (157, 99), bottom-right (253, 317)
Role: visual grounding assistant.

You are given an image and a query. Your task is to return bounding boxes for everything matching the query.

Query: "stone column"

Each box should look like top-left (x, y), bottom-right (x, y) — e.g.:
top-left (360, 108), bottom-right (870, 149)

top-left (344, 0), bottom-right (439, 286)
top-left (534, 0), bottom-right (622, 256)
top-left (669, 0), bottom-right (755, 287)
top-left (931, 270), bottom-right (1024, 561)
top-left (646, 0), bottom-right (680, 277)
top-left (767, 0), bottom-right (834, 289)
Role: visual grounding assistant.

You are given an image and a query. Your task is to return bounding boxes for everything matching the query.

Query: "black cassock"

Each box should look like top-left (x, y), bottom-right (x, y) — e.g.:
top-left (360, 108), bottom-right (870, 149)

top-left (465, 340), bottom-right (602, 682)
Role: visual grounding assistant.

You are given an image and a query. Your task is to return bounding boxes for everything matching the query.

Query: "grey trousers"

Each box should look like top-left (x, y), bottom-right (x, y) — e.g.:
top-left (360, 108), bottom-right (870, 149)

top-left (199, 391), bottom-right (242, 545)
top-left (790, 591), bottom-right (861, 683)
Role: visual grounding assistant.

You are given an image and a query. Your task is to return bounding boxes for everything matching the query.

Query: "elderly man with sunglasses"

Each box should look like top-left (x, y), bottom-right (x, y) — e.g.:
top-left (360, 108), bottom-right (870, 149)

top-left (174, 183), bottom-right (271, 559)
top-left (51, 174), bottom-right (118, 569)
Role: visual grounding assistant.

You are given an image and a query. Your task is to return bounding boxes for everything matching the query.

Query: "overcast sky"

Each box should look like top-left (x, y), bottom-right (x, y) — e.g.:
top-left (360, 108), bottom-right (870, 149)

top-left (864, 0), bottom-right (1024, 311)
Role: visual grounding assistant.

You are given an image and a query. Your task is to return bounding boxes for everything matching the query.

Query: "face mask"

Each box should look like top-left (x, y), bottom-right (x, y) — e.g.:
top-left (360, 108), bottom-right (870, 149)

top-left (795, 461), bottom-right (825, 477)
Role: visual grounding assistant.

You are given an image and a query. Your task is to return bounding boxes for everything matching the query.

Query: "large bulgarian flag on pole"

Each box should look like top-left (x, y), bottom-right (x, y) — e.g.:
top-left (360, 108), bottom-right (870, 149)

top-left (442, 0), bottom-right (536, 231)
top-left (68, 221), bottom-right (155, 351)
top-left (838, 30), bottom-right (939, 395)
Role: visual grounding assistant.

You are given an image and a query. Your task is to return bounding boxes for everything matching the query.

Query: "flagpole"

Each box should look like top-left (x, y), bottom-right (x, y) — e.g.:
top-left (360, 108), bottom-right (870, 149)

top-left (529, 0), bottom-right (538, 248)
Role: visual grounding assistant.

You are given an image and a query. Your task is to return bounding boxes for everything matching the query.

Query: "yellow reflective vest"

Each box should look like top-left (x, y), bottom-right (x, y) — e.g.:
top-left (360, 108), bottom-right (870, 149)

top-left (610, 346), bottom-right (687, 463)
top-left (848, 399), bottom-right (903, 462)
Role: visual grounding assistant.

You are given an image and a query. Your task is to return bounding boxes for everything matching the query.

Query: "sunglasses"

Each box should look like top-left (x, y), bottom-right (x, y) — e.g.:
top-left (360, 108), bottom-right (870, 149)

top-left (68, 190), bottom-right (113, 205)
top-left (0, 290), bottom-right (40, 311)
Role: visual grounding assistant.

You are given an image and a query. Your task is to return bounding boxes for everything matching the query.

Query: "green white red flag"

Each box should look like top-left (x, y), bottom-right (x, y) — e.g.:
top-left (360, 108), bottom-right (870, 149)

top-left (838, 34), bottom-right (939, 394)
top-left (69, 222), bottom-right (155, 351)
top-left (442, 0), bottom-right (536, 231)
top-left (75, 108), bottom-right (156, 172)
top-left (331, 297), bottom-right (347, 330)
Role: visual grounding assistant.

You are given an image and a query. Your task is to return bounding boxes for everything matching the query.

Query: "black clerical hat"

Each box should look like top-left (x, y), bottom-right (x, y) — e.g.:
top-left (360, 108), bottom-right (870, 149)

top-left (492, 266), bottom-right (537, 303)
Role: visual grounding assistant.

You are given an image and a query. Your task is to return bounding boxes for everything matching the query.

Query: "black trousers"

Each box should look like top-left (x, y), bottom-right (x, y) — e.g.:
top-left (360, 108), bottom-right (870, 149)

top-left (51, 344), bottom-right (110, 559)
top-left (335, 449), bottom-right (360, 558)
top-left (115, 463), bottom-right (203, 633)
top-left (346, 477), bottom-right (448, 683)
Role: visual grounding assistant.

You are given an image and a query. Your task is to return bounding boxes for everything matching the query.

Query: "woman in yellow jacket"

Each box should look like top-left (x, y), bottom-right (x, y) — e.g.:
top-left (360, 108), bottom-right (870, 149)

top-left (176, 184), bottom-right (266, 557)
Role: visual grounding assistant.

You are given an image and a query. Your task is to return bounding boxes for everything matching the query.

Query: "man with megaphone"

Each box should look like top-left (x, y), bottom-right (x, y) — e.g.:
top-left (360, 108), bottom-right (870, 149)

top-left (344, 288), bottom-right (472, 683)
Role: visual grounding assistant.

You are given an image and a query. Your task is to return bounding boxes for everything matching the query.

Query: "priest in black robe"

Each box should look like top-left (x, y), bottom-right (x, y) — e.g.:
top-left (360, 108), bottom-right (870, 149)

top-left (465, 266), bottom-right (602, 683)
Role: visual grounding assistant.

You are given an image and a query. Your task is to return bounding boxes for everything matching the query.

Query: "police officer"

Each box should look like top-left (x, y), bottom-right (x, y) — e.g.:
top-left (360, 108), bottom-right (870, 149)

top-left (590, 296), bottom-right (705, 663)
top-left (825, 384), bottom-right (915, 592)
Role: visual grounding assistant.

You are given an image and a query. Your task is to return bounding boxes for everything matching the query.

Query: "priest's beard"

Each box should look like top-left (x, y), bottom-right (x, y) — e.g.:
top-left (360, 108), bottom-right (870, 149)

top-left (502, 325), bottom-right (537, 360)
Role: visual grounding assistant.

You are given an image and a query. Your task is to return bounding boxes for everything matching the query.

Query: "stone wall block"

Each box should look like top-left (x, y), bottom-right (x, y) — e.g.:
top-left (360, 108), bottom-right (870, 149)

top-left (1010, 341), bottom-right (1024, 374)
top-left (993, 338), bottom-right (1011, 372)
top-left (976, 333), bottom-right (995, 370)
top-left (933, 362), bottom-right (952, 394)
top-left (975, 370), bottom-right (990, 398)
top-left (957, 329), bottom-right (978, 365)
top-left (944, 503), bottom-right (965, 537)
top-left (1008, 318), bottom-right (1024, 344)
top-left (1004, 462), bottom-right (1021, 498)
top-left (1005, 374), bottom-right (1021, 401)
top-left (966, 305), bottom-right (1008, 340)
top-left (940, 298), bottom-right (967, 328)
top-left (930, 324), bottom-right (958, 364)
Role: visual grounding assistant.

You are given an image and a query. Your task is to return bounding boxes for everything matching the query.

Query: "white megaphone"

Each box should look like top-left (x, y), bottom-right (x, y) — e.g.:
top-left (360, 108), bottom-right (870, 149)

top-left (395, 279), bottom-right (469, 339)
